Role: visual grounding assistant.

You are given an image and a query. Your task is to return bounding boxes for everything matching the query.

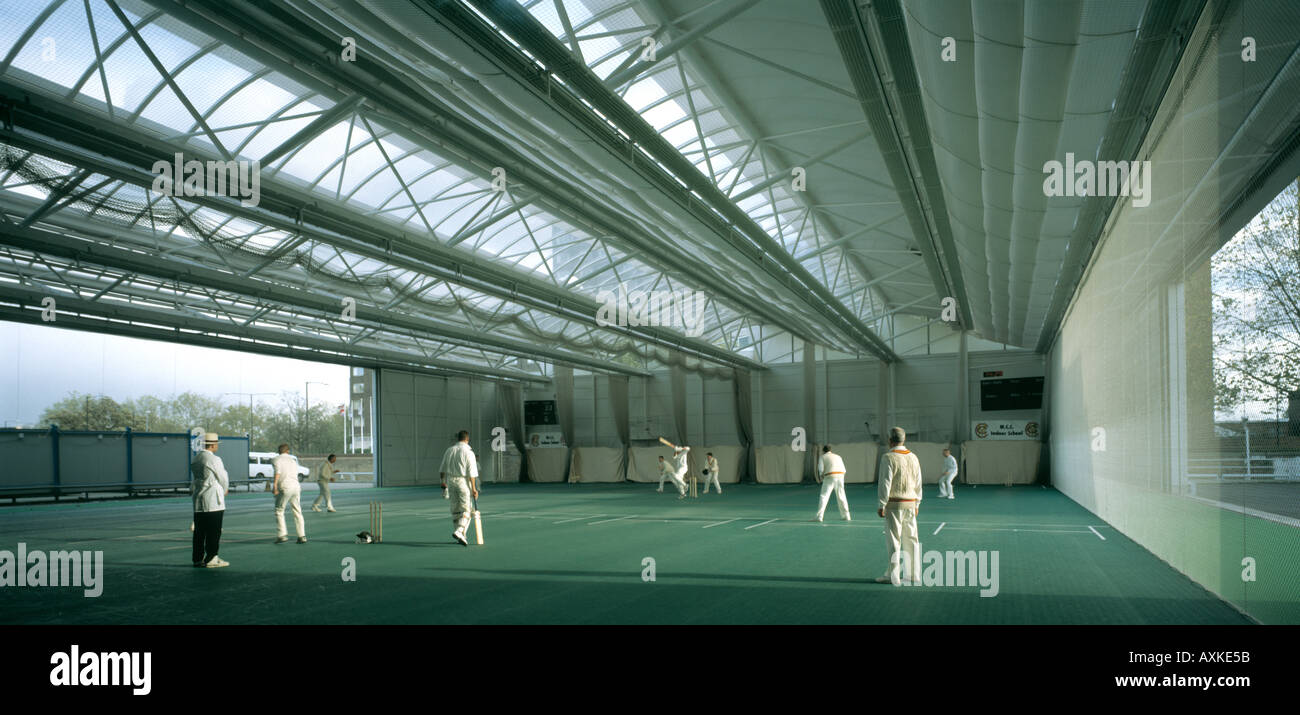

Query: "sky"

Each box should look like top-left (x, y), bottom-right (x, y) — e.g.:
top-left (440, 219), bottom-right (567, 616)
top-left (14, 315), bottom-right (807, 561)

top-left (0, 321), bottom-right (350, 427)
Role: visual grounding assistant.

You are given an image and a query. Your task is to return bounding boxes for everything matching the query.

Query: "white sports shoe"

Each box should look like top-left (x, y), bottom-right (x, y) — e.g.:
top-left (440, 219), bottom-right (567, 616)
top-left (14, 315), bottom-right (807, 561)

top-left (311, 505), bottom-right (322, 512)
top-left (205, 557), bottom-right (229, 568)
top-left (947, 494), bottom-right (955, 500)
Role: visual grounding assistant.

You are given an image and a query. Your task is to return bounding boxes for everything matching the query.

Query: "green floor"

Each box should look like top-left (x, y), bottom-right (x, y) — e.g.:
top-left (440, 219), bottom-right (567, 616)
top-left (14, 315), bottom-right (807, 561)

top-left (0, 483), bottom-right (1255, 624)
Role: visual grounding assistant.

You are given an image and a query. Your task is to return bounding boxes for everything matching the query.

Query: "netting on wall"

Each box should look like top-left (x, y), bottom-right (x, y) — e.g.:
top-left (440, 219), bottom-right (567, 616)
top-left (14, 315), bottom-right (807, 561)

top-left (1048, 0), bottom-right (1300, 623)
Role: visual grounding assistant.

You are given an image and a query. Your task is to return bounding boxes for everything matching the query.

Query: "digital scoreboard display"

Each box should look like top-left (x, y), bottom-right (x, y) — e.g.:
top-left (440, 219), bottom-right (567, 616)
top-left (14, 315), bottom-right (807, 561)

top-left (524, 400), bottom-right (558, 425)
top-left (980, 376), bottom-right (1044, 411)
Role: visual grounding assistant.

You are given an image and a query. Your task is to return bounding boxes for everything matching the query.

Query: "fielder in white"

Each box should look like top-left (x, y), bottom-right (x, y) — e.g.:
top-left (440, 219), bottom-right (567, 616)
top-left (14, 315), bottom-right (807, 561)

top-left (656, 455), bottom-right (671, 492)
top-left (669, 444), bottom-right (690, 499)
top-left (937, 447), bottom-right (958, 499)
top-left (814, 445), bottom-right (850, 522)
top-left (439, 430), bottom-right (479, 546)
top-left (311, 453), bottom-right (337, 512)
top-left (702, 452), bottom-right (721, 494)
top-left (271, 443), bottom-right (306, 544)
top-left (875, 427), bottom-right (922, 585)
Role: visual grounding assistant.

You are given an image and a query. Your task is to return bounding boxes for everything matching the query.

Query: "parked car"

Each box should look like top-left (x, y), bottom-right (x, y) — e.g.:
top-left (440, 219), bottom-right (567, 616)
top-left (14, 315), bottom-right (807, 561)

top-left (249, 452), bottom-right (311, 480)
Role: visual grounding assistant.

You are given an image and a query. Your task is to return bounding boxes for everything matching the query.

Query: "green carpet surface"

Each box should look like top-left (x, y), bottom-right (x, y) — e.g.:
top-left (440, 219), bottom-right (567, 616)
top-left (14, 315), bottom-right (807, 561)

top-left (0, 483), bottom-right (1256, 624)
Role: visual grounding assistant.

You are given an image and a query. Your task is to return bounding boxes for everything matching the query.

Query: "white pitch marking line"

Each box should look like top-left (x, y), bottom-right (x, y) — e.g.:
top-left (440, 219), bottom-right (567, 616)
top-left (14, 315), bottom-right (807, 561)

top-left (1088, 526), bottom-right (1107, 541)
top-left (933, 522), bottom-right (945, 535)
top-left (702, 518), bottom-right (738, 529)
top-left (744, 518), bottom-right (778, 530)
top-left (555, 514), bottom-right (602, 524)
top-left (943, 526), bottom-right (1093, 535)
top-left (587, 515), bottom-right (632, 525)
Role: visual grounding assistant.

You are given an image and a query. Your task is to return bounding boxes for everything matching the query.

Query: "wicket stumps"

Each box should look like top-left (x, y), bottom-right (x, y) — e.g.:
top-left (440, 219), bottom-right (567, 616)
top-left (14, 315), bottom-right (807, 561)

top-left (690, 475), bottom-right (698, 498)
top-left (369, 500), bottom-right (383, 542)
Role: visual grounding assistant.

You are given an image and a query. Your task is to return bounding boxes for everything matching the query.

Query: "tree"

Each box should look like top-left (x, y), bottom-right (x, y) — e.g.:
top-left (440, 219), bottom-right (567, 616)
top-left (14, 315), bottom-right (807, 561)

top-left (261, 391), bottom-right (344, 454)
top-left (39, 392), bottom-right (136, 431)
top-left (34, 389), bottom-right (346, 453)
top-left (1212, 179), bottom-right (1300, 426)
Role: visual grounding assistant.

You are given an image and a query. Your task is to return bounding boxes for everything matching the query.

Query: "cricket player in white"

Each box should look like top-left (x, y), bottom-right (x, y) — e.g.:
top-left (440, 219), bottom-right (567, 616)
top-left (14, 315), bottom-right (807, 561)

top-left (656, 455), bottom-right (671, 492)
top-left (875, 427), bottom-right (922, 585)
top-left (439, 430), bottom-right (479, 546)
top-left (703, 452), bottom-right (721, 494)
top-left (814, 445), bottom-right (850, 522)
top-left (669, 445), bottom-right (690, 499)
top-left (938, 447), bottom-right (958, 499)
top-left (271, 443), bottom-right (306, 544)
top-left (191, 433), bottom-right (229, 568)
top-left (312, 453), bottom-right (337, 512)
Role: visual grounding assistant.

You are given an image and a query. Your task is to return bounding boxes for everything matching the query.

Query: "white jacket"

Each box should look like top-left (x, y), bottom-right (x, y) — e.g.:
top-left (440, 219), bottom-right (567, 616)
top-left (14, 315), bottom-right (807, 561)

top-left (191, 450), bottom-right (228, 513)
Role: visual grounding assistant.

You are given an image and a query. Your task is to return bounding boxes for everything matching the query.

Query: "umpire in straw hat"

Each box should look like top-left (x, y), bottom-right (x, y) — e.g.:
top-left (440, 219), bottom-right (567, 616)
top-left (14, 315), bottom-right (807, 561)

top-left (191, 432), bottom-right (230, 568)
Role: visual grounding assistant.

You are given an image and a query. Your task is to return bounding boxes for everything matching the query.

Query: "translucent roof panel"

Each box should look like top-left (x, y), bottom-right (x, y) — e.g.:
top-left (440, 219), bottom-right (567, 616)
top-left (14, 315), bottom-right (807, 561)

top-left (0, 0), bottom-right (796, 374)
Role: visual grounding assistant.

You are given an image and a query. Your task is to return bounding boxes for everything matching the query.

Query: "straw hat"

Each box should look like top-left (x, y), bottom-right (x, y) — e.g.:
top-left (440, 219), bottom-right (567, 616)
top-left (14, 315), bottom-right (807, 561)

top-left (203, 432), bottom-right (220, 444)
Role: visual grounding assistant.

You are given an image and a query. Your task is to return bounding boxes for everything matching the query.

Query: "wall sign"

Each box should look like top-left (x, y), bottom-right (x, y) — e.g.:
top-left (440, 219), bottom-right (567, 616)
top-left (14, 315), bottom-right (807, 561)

top-left (972, 420), bottom-right (1041, 441)
top-left (526, 432), bottom-right (564, 447)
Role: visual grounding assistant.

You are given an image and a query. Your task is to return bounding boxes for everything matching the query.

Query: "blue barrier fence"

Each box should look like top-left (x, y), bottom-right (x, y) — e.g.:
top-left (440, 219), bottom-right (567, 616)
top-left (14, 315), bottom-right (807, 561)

top-left (0, 427), bottom-right (250, 499)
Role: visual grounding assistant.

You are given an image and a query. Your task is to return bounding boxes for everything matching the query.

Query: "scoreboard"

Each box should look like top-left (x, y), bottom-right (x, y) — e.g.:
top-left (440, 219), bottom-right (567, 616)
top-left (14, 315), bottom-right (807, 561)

top-left (524, 400), bottom-right (558, 425)
top-left (979, 376), bottom-right (1044, 411)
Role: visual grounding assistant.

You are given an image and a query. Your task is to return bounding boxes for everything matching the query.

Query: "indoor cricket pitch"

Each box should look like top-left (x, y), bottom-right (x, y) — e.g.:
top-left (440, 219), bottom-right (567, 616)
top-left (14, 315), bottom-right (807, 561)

top-left (0, 484), bottom-right (1266, 625)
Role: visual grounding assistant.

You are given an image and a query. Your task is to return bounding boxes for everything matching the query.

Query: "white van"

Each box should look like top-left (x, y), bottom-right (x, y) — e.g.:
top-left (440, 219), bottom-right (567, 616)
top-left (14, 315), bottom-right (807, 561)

top-left (249, 452), bottom-right (311, 480)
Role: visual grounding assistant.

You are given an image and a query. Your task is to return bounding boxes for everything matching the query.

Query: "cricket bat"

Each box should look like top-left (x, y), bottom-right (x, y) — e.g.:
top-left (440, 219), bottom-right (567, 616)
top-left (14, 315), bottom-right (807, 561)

top-left (658, 436), bottom-right (676, 449)
top-left (472, 496), bottom-right (484, 545)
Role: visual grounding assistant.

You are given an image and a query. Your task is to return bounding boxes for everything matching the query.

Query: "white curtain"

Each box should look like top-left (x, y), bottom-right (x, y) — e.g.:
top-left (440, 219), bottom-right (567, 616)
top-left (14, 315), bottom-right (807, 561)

top-left (568, 447), bottom-right (625, 482)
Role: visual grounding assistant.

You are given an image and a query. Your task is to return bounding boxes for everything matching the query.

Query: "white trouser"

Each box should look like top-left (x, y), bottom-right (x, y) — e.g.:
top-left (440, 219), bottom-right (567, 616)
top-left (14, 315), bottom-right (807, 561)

top-left (669, 469), bottom-right (687, 495)
top-left (312, 479), bottom-right (333, 509)
top-left (703, 470), bottom-right (721, 493)
top-left (883, 502), bottom-right (920, 583)
top-left (940, 473), bottom-right (957, 497)
top-left (274, 487), bottom-right (305, 538)
top-left (815, 476), bottom-right (849, 519)
top-left (658, 469), bottom-right (669, 490)
top-left (448, 476), bottom-right (473, 533)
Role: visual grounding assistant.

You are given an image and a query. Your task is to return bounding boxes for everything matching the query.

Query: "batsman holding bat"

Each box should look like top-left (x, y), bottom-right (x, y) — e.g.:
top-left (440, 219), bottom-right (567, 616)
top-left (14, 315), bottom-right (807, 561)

top-left (658, 437), bottom-right (691, 499)
top-left (439, 430), bottom-right (480, 546)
